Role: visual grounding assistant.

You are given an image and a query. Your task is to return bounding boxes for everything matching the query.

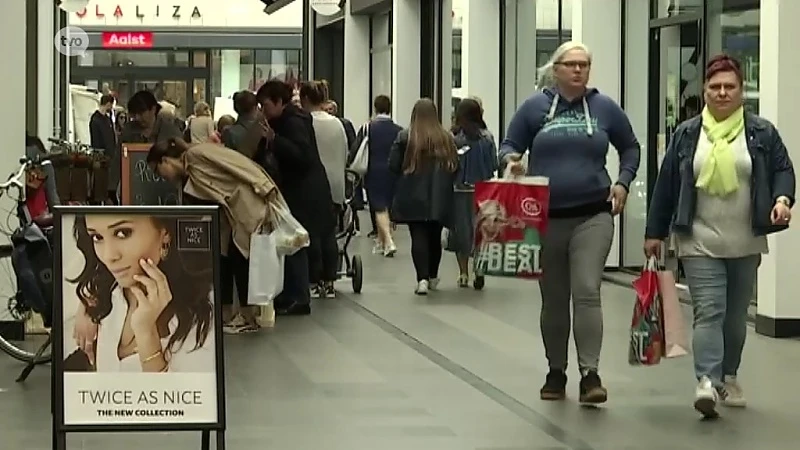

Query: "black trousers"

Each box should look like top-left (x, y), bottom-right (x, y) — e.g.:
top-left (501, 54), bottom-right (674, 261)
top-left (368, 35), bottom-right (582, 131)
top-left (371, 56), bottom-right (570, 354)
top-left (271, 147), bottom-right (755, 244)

top-left (308, 215), bottom-right (339, 284)
top-left (220, 238), bottom-right (249, 306)
top-left (275, 247), bottom-right (311, 308)
top-left (407, 221), bottom-right (444, 282)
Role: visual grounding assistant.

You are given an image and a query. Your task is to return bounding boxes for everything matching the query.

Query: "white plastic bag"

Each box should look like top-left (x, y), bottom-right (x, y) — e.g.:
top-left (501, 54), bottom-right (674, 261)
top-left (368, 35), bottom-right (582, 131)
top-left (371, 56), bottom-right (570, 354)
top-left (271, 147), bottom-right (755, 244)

top-left (269, 199), bottom-right (310, 256)
top-left (349, 123), bottom-right (370, 176)
top-left (247, 231), bottom-right (284, 306)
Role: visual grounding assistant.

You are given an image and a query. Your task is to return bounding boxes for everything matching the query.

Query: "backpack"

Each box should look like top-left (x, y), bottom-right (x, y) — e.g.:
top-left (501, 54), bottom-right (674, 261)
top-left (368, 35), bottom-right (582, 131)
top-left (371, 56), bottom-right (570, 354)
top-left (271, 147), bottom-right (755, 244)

top-left (10, 224), bottom-right (53, 327)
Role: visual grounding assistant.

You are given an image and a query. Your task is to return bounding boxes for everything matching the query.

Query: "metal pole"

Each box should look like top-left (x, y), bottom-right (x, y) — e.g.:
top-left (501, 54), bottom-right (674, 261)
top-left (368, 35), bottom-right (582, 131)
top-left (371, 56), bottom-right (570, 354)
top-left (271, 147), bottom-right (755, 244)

top-left (52, 1), bottom-right (61, 139)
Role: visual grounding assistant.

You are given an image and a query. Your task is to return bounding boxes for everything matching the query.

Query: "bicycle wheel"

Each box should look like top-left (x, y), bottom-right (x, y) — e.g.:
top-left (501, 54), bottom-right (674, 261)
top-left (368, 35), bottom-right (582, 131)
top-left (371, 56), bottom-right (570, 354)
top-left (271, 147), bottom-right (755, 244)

top-left (0, 245), bottom-right (52, 364)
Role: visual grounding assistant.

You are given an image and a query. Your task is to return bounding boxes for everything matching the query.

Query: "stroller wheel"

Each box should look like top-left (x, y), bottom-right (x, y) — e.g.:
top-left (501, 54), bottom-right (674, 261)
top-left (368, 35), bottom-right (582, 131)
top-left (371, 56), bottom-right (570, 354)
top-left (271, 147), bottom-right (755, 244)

top-left (351, 255), bottom-right (363, 294)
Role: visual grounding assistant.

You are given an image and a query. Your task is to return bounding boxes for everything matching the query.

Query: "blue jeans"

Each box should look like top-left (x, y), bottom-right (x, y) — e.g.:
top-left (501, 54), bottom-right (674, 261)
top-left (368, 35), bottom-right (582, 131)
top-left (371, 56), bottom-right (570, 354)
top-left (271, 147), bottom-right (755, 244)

top-left (681, 255), bottom-right (760, 386)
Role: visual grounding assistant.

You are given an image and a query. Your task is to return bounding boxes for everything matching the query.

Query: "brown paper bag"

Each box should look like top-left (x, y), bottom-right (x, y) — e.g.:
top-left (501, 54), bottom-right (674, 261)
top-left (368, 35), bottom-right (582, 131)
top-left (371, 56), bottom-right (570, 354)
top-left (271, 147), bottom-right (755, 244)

top-left (658, 269), bottom-right (690, 358)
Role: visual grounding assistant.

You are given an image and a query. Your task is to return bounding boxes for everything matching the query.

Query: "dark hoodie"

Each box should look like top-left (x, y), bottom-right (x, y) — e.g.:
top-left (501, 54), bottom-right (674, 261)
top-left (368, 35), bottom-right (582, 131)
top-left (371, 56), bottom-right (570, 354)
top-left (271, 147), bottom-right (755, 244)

top-left (498, 87), bottom-right (640, 213)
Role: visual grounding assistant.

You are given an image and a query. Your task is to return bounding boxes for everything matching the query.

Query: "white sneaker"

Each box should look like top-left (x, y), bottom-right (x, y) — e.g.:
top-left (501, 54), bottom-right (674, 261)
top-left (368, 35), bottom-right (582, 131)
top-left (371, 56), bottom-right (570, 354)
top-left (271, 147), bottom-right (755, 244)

top-left (384, 242), bottom-right (397, 257)
top-left (694, 376), bottom-right (719, 418)
top-left (720, 376), bottom-right (747, 408)
top-left (429, 278), bottom-right (440, 290)
top-left (415, 280), bottom-right (429, 295)
top-left (372, 242), bottom-right (384, 254)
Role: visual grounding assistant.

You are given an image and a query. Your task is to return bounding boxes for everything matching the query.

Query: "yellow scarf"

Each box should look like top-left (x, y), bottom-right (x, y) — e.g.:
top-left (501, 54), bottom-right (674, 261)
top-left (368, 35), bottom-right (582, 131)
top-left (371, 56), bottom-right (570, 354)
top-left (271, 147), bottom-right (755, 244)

top-left (696, 106), bottom-right (744, 196)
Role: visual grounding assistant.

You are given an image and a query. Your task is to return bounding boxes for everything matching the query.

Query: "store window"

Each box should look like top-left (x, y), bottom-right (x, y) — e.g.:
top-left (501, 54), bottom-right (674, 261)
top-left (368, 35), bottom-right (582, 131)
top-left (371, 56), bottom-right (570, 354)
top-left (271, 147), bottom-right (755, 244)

top-left (535, 0), bottom-right (572, 79)
top-left (370, 13), bottom-right (392, 100)
top-left (452, 33), bottom-right (462, 89)
top-left (707, 0), bottom-right (760, 113)
top-left (650, 0), bottom-right (703, 18)
top-left (209, 48), bottom-right (302, 100)
top-left (78, 50), bottom-right (191, 68)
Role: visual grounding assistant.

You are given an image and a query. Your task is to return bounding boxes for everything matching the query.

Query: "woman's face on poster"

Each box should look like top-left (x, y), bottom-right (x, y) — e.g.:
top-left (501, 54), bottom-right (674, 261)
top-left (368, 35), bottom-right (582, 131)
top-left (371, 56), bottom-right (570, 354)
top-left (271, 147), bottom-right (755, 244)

top-left (84, 216), bottom-right (168, 288)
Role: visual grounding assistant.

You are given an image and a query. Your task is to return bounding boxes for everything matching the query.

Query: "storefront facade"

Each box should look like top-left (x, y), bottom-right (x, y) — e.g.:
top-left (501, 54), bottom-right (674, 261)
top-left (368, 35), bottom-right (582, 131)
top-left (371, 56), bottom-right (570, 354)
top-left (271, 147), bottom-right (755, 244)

top-left (68, 0), bottom-right (303, 117)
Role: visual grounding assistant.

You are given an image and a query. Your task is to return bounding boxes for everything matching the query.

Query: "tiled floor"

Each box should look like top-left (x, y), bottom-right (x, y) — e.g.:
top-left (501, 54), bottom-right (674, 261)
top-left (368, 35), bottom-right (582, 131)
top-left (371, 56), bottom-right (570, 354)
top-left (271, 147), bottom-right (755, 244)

top-left (2, 228), bottom-right (799, 449)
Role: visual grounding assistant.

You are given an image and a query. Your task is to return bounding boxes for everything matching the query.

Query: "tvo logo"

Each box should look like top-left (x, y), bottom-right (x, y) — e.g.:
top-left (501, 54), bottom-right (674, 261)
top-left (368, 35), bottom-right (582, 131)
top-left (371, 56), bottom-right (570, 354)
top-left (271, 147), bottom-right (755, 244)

top-left (54, 26), bottom-right (89, 57)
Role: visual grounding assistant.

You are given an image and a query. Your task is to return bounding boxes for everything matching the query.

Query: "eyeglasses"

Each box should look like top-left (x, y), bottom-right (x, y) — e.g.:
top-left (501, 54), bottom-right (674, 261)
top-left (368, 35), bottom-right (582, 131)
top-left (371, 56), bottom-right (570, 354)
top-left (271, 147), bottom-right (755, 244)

top-left (557, 60), bottom-right (590, 70)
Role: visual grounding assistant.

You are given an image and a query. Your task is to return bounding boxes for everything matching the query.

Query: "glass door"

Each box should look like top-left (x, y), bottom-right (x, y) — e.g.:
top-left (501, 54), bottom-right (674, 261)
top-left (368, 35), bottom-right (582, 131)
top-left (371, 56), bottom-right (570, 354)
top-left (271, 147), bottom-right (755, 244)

top-left (134, 80), bottom-right (189, 119)
top-left (648, 20), bottom-right (703, 283)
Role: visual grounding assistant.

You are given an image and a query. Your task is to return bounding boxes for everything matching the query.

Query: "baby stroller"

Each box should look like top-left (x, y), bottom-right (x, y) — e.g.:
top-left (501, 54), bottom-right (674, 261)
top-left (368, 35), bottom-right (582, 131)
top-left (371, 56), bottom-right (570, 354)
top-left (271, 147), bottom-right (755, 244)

top-left (335, 169), bottom-right (364, 293)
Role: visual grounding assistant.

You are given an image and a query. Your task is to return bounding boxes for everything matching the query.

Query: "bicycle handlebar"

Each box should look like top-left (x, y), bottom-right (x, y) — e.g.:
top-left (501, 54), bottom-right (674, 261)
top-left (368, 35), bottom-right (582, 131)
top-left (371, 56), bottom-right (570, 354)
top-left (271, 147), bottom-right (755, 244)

top-left (0, 156), bottom-right (53, 191)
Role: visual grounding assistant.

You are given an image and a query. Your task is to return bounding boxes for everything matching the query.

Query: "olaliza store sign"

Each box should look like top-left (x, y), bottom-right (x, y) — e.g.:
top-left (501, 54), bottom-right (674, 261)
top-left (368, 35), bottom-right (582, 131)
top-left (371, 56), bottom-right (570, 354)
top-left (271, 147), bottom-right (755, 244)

top-left (51, 205), bottom-right (227, 450)
top-left (75, 4), bottom-right (202, 20)
top-left (102, 32), bottom-right (154, 48)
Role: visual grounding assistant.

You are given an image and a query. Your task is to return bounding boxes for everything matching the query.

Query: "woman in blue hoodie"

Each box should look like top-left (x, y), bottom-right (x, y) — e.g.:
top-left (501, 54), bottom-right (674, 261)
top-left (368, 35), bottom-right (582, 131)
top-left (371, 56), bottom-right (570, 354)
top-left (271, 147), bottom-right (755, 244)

top-left (499, 41), bottom-right (641, 405)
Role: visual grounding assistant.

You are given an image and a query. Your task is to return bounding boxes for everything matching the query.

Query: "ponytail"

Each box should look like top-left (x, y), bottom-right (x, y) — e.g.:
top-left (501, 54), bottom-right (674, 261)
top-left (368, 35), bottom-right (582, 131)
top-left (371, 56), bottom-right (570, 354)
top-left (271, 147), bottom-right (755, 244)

top-left (536, 62), bottom-right (556, 89)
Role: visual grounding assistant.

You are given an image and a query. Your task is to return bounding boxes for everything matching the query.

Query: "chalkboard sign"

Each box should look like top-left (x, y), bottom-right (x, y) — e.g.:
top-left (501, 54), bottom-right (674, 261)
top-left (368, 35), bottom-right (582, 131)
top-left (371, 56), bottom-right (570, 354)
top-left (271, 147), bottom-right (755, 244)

top-left (120, 144), bottom-right (181, 205)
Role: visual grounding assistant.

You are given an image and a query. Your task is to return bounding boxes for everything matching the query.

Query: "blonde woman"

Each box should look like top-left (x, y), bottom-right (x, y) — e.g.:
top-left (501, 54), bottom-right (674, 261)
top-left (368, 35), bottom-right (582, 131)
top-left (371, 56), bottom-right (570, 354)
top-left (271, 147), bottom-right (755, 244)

top-left (499, 41), bottom-right (641, 404)
top-left (189, 101), bottom-right (216, 143)
top-left (388, 99), bottom-right (458, 295)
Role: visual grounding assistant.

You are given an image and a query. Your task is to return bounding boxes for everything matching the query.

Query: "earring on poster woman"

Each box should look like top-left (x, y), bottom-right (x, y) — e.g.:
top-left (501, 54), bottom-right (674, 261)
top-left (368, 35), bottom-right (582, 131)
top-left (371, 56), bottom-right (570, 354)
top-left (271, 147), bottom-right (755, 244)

top-left (160, 237), bottom-right (171, 261)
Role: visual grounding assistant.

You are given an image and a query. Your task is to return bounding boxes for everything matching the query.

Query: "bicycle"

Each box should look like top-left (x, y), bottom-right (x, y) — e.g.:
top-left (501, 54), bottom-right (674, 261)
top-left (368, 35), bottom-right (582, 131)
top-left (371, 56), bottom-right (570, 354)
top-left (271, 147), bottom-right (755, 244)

top-left (0, 154), bottom-right (57, 382)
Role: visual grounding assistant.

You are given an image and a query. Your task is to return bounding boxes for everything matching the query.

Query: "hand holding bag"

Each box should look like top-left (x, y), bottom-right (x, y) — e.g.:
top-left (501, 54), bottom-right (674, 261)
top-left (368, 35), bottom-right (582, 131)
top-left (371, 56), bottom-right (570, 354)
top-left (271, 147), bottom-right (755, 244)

top-left (247, 230), bottom-right (284, 306)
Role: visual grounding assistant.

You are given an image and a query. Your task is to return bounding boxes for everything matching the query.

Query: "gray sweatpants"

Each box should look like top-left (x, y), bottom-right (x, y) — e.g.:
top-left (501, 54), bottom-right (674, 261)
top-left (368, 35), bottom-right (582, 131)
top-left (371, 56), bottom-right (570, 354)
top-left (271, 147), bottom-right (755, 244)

top-left (538, 212), bottom-right (614, 372)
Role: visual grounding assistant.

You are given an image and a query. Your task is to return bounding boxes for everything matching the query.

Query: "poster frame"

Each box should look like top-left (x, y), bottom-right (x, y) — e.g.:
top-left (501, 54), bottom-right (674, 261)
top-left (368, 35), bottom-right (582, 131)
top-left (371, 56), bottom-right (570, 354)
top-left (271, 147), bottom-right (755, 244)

top-left (51, 205), bottom-right (226, 435)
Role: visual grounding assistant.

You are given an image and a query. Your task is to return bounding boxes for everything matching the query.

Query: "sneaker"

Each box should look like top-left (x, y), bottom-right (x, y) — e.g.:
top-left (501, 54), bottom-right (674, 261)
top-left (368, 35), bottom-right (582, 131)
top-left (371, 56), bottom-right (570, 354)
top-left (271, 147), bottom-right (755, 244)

top-left (429, 278), bottom-right (440, 290)
top-left (223, 315), bottom-right (253, 335)
top-left (578, 370), bottom-right (608, 405)
top-left (367, 230), bottom-right (378, 239)
top-left (372, 242), bottom-right (384, 254)
top-left (311, 284), bottom-right (326, 299)
top-left (457, 274), bottom-right (469, 288)
top-left (720, 376), bottom-right (746, 408)
top-left (415, 280), bottom-right (429, 295)
top-left (694, 376), bottom-right (719, 418)
top-left (473, 275), bottom-right (485, 290)
top-left (384, 242), bottom-right (397, 257)
top-left (324, 282), bottom-right (336, 298)
top-left (540, 369), bottom-right (567, 400)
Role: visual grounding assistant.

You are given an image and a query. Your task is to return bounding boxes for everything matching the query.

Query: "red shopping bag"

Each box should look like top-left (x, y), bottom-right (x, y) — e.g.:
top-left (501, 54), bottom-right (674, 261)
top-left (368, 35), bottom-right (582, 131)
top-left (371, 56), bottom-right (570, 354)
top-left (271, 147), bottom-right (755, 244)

top-left (629, 259), bottom-right (664, 366)
top-left (473, 177), bottom-right (549, 279)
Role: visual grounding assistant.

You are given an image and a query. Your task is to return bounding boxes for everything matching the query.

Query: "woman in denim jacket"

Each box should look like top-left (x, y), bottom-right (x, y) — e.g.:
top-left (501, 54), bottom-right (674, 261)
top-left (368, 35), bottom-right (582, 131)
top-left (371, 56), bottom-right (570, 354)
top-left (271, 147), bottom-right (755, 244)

top-left (644, 54), bottom-right (795, 418)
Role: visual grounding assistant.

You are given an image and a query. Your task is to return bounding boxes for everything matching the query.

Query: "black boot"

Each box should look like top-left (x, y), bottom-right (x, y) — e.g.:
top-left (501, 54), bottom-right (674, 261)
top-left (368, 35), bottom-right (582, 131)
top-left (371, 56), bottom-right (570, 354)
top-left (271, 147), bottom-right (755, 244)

top-left (540, 369), bottom-right (567, 400)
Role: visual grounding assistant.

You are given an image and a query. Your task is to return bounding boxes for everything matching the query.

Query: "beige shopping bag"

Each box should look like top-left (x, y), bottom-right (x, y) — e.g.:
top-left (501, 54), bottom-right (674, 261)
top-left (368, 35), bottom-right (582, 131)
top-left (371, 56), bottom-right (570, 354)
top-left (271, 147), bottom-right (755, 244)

top-left (658, 269), bottom-right (690, 358)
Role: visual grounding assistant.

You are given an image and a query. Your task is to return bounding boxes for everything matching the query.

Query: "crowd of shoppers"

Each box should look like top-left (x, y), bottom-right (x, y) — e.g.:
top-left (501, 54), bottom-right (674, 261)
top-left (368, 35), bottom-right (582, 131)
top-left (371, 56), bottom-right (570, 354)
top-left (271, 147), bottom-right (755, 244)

top-left (73, 42), bottom-right (793, 419)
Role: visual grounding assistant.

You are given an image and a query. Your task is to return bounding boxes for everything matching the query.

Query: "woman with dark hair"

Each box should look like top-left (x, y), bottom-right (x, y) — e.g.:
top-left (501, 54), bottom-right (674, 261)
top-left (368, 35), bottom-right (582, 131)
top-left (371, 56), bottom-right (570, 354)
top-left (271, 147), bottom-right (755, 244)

top-left (389, 98), bottom-right (458, 295)
top-left (123, 90), bottom-right (183, 143)
top-left (256, 80), bottom-right (333, 311)
top-left (299, 80), bottom-right (346, 297)
top-left (447, 98), bottom-right (497, 289)
top-left (66, 214), bottom-right (214, 372)
top-left (645, 54), bottom-right (795, 418)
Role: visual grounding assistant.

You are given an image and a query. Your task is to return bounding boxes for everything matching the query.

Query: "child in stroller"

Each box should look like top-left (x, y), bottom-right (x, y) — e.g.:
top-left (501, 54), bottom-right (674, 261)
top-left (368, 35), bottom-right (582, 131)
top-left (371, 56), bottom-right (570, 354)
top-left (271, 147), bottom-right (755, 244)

top-left (334, 169), bottom-right (364, 293)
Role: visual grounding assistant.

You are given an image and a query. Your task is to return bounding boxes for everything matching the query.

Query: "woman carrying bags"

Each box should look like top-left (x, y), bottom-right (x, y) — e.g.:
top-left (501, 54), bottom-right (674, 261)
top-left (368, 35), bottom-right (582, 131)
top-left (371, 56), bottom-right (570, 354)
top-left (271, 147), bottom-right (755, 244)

top-left (147, 138), bottom-right (280, 333)
top-left (645, 54), bottom-right (795, 418)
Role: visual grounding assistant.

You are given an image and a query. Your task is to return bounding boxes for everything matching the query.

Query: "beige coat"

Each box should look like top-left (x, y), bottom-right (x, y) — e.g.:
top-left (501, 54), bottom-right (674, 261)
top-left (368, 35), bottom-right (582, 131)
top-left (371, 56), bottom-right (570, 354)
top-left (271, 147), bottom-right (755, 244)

top-left (181, 143), bottom-right (277, 258)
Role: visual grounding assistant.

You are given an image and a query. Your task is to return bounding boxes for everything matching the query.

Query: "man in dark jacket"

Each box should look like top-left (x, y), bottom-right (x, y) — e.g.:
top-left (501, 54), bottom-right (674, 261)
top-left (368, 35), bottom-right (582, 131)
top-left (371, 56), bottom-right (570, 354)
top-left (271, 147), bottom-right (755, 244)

top-left (90, 94), bottom-right (120, 203)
